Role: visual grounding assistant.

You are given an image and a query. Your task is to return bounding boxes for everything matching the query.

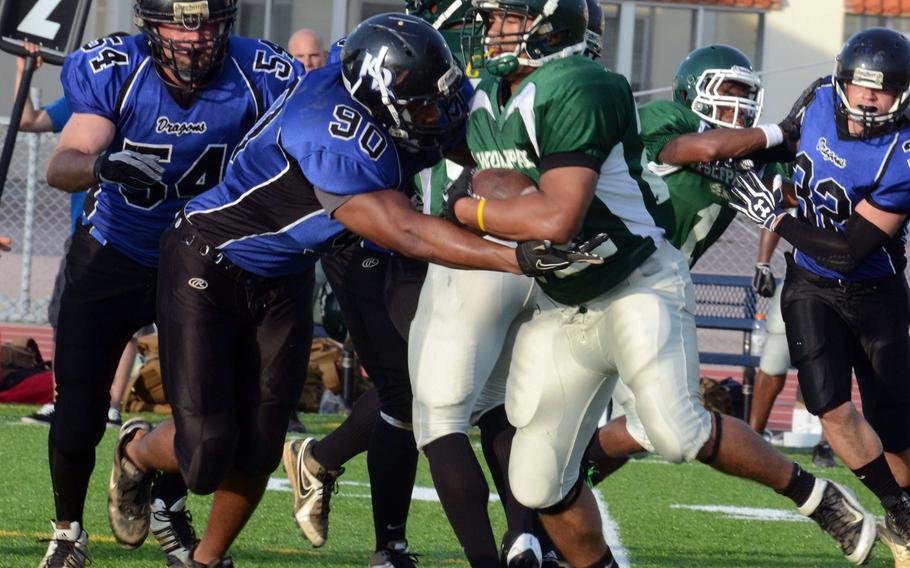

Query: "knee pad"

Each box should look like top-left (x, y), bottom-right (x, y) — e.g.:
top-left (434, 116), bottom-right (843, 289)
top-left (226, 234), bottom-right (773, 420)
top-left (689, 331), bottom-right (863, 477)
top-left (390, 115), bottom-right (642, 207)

top-left (52, 394), bottom-right (108, 454)
top-left (646, 406), bottom-right (713, 464)
top-left (174, 415), bottom-right (237, 495)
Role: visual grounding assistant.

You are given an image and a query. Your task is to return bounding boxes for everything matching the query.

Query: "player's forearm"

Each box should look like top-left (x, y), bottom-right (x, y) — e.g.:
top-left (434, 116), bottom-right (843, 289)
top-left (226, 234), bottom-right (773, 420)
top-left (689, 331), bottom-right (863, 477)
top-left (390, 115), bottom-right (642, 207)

top-left (757, 229), bottom-right (782, 264)
top-left (392, 214), bottom-right (521, 274)
top-left (454, 193), bottom-right (581, 244)
top-left (47, 149), bottom-right (99, 193)
top-left (658, 128), bottom-right (770, 166)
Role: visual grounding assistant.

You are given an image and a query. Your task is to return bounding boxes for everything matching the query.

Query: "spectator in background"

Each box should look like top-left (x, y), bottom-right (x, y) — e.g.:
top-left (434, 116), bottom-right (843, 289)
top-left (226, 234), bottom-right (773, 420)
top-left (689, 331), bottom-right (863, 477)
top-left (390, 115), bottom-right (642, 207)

top-left (287, 28), bottom-right (326, 72)
top-left (0, 235), bottom-right (10, 256)
top-left (12, 41), bottom-right (134, 430)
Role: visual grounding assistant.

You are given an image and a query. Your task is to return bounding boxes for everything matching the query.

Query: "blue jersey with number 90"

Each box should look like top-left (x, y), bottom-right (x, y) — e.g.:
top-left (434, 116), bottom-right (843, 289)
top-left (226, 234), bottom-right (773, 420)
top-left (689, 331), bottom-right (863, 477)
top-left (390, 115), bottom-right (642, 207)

top-left (61, 33), bottom-right (302, 267)
top-left (184, 62), bottom-right (459, 277)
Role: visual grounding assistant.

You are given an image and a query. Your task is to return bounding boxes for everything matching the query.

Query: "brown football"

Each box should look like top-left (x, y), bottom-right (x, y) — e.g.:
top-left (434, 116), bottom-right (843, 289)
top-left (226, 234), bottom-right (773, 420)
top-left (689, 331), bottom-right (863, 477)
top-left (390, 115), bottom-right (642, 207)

top-left (471, 168), bottom-right (538, 200)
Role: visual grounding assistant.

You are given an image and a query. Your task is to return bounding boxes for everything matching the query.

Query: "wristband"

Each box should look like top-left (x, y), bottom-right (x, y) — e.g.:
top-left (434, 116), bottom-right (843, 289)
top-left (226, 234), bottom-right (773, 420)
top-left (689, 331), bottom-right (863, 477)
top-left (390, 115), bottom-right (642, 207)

top-left (757, 124), bottom-right (784, 149)
top-left (476, 197), bottom-right (487, 233)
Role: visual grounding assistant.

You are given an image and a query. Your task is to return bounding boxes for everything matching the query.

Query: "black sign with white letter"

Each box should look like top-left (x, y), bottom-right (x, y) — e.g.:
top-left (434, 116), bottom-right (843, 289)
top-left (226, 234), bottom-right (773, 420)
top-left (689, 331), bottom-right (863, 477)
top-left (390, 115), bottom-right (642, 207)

top-left (0, 0), bottom-right (93, 65)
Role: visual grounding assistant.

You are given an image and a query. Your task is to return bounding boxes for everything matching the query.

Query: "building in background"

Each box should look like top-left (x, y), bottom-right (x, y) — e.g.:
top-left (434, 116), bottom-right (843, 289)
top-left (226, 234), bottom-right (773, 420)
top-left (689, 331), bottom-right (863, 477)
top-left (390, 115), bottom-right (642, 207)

top-left (2, 1), bottom-right (909, 119)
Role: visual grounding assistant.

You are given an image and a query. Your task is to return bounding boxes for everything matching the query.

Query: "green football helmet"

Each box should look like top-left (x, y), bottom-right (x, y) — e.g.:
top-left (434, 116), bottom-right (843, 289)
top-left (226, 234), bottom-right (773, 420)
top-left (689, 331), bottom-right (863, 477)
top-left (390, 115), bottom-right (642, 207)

top-left (405, 0), bottom-right (470, 30)
top-left (672, 44), bottom-right (764, 129)
top-left (461, 0), bottom-right (588, 77)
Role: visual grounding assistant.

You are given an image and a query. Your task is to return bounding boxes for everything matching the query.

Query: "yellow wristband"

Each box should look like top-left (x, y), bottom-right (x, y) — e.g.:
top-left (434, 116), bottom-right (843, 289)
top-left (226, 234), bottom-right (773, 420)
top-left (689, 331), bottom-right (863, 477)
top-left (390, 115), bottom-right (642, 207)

top-left (476, 197), bottom-right (487, 233)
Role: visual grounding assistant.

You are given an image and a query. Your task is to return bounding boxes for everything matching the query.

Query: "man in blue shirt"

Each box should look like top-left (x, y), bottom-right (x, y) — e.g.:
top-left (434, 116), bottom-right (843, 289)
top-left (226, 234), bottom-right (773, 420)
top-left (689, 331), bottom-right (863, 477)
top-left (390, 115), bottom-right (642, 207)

top-left (732, 27), bottom-right (910, 568)
top-left (111, 13), bottom-right (597, 567)
top-left (39, 1), bottom-right (302, 566)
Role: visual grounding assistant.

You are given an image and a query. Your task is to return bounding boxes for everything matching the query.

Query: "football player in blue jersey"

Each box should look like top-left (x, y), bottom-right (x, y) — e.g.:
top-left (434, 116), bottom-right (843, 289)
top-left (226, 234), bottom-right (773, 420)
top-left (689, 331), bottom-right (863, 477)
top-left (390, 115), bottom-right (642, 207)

top-left (732, 27), bottom-right (910, 567)
top-left (110, 13), bottom-right (602, 568)
top-left (39, 0), bottom-right (302, 566)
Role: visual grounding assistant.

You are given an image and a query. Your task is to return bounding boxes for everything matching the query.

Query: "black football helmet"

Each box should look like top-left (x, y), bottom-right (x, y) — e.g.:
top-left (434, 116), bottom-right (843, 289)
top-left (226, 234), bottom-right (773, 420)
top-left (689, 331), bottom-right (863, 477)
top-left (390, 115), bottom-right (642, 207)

top-left (834, 27), bottom-right (910, 138)
top-left (134, 0), bottom-right (237, 91)
top-left (584, 0), bottom-right (603, 59)
top-left (341, 13), bottom-right (468, 152)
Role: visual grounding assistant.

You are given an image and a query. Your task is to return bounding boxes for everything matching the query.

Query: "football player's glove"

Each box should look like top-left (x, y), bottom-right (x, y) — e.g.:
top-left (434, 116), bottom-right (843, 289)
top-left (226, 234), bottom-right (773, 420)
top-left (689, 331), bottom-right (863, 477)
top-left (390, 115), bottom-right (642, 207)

top-left (516, 233), bottom-right (607, 277)
top-left (730, 172), bottom-right (787, 231)
top-left (441, 166), bottom-right (475, 224)
top-left (94, 149), bottom-right (164, 190)
top-left (752, 262), bottom-right (776, 298)
top-left (778, 77), bottom-right (823, 149)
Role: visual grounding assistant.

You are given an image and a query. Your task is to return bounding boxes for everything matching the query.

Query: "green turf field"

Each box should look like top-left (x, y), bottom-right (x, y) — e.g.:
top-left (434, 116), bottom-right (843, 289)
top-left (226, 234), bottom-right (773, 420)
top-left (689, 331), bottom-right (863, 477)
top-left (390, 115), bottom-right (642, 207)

top-left (0, 404), bottom-right (897, 567)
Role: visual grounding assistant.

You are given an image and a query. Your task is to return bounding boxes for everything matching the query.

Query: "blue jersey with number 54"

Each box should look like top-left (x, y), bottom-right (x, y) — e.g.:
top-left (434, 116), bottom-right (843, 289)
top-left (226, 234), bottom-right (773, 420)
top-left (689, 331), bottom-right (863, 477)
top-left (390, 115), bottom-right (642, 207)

top-left (793, 77), bottom-right (910, 280)
top-left (184, 62), bottom-right (457, 277)
top-left (61, 33), bottom-right (302, 267)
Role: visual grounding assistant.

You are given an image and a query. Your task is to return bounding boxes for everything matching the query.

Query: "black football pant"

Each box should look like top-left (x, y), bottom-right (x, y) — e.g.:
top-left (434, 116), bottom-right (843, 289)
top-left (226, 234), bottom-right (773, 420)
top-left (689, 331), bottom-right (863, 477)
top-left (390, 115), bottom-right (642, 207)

top-left (782, 254), bottom-right (910, 453)
top-left (158, 218), bottom-right (314, 494)
top-left (50, 224), bottom-right (158, 523)
top-left (321, 246), bottom-right (426, 424)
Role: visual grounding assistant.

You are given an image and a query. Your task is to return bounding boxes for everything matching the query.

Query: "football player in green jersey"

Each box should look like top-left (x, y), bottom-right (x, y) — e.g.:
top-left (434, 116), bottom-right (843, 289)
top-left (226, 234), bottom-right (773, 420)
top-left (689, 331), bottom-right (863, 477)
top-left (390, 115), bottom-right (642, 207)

top-left (582, 45), bottom-right (877, 565)
top-left (451, 10), bottom-right (876, 562)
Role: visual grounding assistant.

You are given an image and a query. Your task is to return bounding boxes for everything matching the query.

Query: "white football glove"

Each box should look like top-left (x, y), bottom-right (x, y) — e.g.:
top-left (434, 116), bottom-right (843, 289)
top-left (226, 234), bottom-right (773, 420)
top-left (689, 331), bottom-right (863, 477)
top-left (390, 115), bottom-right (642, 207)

top-left (730, 172), bottom-right (787, 231)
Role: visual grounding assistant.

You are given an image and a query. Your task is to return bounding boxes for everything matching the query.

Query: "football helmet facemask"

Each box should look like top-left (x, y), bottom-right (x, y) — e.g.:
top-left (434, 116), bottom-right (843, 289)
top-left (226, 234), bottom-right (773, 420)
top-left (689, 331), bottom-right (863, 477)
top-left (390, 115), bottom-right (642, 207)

top-left (341, 13), bottom-right (468, 152)
top-left (834, 27), bottom-right (910, 138)
top-left (673, 44), bottom-right (763, 129)
top-left (461, 0), bottom-right (588, 77)
top-left (134, 0), bottom-right (237, 92)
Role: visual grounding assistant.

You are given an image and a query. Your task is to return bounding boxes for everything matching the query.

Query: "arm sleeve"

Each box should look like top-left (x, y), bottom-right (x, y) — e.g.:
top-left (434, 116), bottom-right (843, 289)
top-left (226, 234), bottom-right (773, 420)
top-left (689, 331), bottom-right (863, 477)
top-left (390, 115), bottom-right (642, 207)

top-left (43, 97), bottom-right (72, 133)
top-left (774, 212), bottom-right (892, 274)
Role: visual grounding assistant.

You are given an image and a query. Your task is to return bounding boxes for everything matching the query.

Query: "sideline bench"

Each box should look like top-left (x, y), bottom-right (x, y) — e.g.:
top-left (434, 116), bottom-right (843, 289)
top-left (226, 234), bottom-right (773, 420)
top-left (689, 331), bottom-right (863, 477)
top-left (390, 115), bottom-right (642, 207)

top-left (691, 274), bottom-right (774, 421)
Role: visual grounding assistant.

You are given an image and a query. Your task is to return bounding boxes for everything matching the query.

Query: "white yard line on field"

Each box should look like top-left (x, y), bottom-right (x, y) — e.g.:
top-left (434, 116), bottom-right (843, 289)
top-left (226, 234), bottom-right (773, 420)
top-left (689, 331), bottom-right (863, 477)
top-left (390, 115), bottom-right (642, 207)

top-left (593, 488), bottom-right (631, 568)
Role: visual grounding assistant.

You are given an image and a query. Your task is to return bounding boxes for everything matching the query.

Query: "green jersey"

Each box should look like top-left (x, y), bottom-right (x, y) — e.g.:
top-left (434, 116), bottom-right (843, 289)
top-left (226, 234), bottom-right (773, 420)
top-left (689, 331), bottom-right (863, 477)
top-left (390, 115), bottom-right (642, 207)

top-left (413, 29), bottom-right (471, 217)
top-left (467, 56), bottom-right (669, 305)
top-left (639, 100), bottom-right (787, 267)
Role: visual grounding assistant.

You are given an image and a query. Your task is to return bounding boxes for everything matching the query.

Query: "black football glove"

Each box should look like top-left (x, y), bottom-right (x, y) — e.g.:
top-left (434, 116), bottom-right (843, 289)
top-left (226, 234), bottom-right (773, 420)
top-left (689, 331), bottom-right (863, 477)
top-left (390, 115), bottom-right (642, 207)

top-left (441, 166), bottom-right (475, 224)
top-left (94, 149), bottom-right (164, 191)
top-left (752, 262), bottom-right (776, 297)
top-left (778, 77), bottom-right (823, 150)
top-left (730, 172), bottom-right (787, 231)
top-left (516, 233), bottom-right (608, 277)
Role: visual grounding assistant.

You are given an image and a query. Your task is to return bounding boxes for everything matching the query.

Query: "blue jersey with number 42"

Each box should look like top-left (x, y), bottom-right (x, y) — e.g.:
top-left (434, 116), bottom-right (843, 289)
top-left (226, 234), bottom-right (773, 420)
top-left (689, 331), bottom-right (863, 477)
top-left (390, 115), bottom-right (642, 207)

top-left (184, 62), bottom-right (456, 277)
top-left (62, 33), bottom-right (302, 267)
top-left (793, 77), bottom-right (910, 280)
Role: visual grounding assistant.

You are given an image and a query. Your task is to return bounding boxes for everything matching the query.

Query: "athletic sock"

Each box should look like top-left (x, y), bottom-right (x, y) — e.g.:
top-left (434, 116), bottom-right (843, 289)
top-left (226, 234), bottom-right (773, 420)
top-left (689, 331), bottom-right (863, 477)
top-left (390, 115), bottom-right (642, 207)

top-left (369, 417), bottom-right (418, 548)
top-left (312, 387), bottom-right (379, 470)
top-left (779, 463), bottom-right (817, 508)
top-left (852, 454), bottom-right (903, 506)
top-left (424, 433), bottom-right (499, 568)
top-left (49, 437), bottom-right (95, 525)
top-left (151, 472), bottom-right (188, 505)
top-left (478, 405), bottom-right (533, 535)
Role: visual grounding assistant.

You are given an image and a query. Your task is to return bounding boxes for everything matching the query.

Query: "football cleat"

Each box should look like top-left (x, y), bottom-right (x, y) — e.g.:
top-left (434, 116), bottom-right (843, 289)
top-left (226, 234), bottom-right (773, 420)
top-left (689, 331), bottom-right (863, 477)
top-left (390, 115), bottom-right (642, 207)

top-left (151, 496), bottom-right (197, 567)
top-left (22, 403), bottom-right (55, 426)
top-left (811, 442), bottom-right (837, 468)
top-left (881, 492), bottom-right (910, 567)
top-left (107, 407), bottom-right (123, 429)
top-left (878, 520), bottom-right (910, 568)
top-left (283, 437), bottom-right (344, 547)
top-left (37, 521), bottom-right (89, 568)
top-left (799, 479), bottom-right (876, 565)
top-left (501, 531), bottom-right (542, 568)
top-left (184, 552), bottom-right (235, 568)
top-left (369, 540), bottom-right (420, 568)
top-left (108, 418), bottom-right (154, 549)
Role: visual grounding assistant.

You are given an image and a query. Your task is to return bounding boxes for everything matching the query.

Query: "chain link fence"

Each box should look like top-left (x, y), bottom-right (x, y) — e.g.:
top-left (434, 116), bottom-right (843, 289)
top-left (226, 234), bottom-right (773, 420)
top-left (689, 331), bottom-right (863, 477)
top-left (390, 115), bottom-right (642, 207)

top-left (0, 90), bottom-right (69, 324)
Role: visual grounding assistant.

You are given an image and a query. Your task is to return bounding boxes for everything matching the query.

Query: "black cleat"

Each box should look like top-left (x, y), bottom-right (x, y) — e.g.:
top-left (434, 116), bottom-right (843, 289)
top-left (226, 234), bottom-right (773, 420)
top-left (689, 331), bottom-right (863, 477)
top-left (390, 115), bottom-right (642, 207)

top-left (799, 479), bottom-right (876, 565)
